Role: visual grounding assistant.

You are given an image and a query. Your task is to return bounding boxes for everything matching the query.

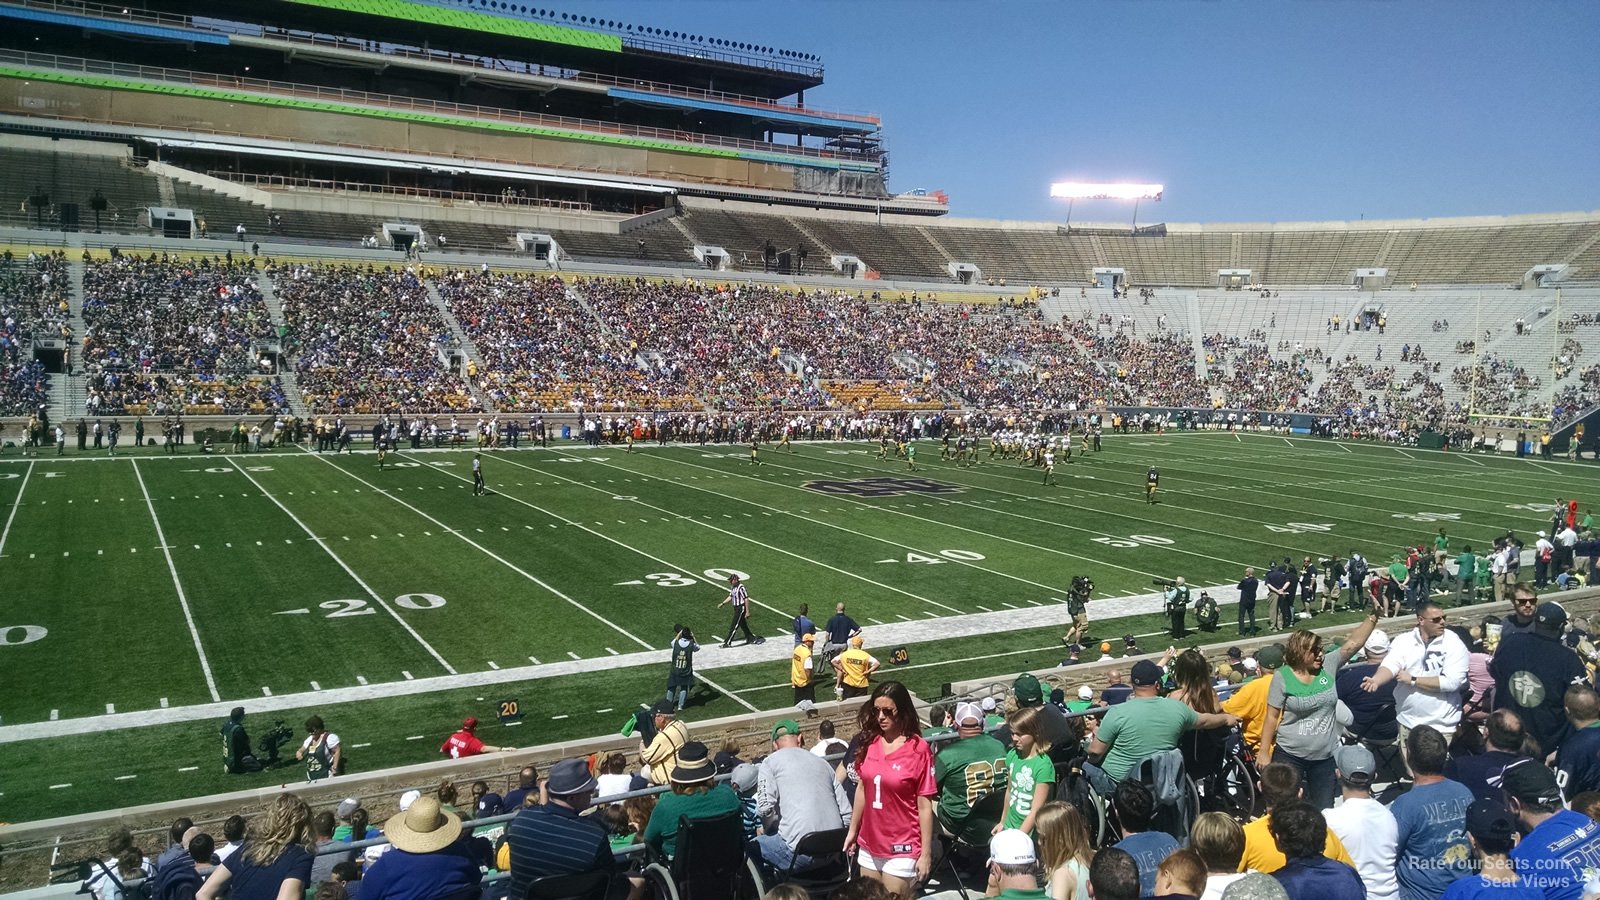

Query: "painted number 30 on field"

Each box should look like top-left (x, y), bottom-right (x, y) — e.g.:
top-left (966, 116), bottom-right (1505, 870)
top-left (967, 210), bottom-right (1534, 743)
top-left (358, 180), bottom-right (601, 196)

top-left (616, 568), bottom-right (752, 587)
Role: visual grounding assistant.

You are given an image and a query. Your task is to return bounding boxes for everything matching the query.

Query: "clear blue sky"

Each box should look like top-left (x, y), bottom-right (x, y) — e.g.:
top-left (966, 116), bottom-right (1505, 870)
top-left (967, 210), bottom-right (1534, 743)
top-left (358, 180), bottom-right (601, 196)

top-left (575, 1), bottom-right (1600, 223)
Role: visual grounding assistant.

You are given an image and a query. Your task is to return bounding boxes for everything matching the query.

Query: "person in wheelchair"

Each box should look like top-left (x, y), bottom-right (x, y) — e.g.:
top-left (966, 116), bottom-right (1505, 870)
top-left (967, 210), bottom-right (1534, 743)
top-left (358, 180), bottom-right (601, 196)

top-left (1082, 661), bottom-right (1240, 798)
top-left (643, 742), bottom-right (741, 862)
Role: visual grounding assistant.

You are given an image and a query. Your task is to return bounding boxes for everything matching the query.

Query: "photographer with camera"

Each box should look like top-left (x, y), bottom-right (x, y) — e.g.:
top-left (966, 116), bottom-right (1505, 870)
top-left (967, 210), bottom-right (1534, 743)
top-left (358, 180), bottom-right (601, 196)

top-left (1162, 576), bottom-right (1191, 639)
top-left (221, 707), bottom-right (254, 774)
top-left (1063, 574), bottom-right (1094, 647)
top-left (295, 715), bottom-right (342, 782)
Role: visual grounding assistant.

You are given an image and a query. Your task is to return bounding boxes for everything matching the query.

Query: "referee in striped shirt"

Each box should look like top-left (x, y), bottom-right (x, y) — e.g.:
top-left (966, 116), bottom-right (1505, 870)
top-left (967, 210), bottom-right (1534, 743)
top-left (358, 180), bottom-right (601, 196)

top-left (718, 574), bottom-right (763, 648)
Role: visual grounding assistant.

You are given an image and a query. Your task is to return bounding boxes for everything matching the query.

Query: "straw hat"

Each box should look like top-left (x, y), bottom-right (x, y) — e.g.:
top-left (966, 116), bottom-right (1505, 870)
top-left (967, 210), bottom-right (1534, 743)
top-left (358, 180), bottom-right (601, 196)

top-left (382, 796), bottom-right (462, 854)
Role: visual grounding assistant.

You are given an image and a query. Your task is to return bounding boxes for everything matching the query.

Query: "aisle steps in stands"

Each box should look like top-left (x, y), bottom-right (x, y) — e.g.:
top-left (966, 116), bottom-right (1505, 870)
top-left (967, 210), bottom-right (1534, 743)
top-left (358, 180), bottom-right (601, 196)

top-left (422, 280), bottom-right (495, 412)
top-left (1186, 292), bottom-right (1207, 379)
top-left (255, 271), bottom-right (309, 418)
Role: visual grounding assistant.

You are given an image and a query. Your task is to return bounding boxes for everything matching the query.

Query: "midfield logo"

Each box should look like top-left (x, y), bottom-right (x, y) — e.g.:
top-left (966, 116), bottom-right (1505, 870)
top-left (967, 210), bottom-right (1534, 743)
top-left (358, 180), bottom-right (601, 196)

top-left (803, 477), bottom-right (965, 498)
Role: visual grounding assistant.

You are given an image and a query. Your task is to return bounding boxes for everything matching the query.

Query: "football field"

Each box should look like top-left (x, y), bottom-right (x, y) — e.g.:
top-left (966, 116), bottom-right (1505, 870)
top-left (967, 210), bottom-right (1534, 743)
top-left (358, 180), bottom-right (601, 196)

top-left (0, 431), bottom-right (1596, 819)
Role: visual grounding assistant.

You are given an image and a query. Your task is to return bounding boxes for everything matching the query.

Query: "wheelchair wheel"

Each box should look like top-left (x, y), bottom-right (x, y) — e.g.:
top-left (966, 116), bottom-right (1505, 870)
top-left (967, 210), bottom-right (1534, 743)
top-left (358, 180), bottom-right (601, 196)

top-left (644, 862), bottom-right (679, 900)
top-left (744, 858), bottom-right (767, 899)
top-left (1207, 755), bottom-right (1260, 822)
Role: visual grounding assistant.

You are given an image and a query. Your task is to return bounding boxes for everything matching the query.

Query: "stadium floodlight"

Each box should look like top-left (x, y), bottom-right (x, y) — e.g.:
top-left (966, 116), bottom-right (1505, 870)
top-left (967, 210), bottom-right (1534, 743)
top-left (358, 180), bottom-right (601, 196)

top-left (1049, 182), bottom-right (1164, 201)
top-left (1050, 181), bottom-right (1164, 231)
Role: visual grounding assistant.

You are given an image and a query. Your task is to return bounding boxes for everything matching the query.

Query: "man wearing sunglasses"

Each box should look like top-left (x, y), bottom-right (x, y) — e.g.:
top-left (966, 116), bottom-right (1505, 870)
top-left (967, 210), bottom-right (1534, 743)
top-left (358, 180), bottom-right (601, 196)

top-left (1500, 585), bottom-right (1540, 637)
top-left (1361, 600), bottom-right (1470, 747)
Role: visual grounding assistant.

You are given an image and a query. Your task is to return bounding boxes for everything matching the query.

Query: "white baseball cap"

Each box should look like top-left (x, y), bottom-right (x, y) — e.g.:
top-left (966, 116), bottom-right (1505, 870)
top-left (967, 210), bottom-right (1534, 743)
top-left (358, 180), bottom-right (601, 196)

top-left (954, 702), bottom-right (984, 726)
top-left (980, 697), bottom-right (997, 712)
top-left (1242, 657), bottom-right (1260, 672)
top-left (989, 828), bottom-right (1037, 865)
top-left (398, 790), bottom-right (422, 811)
top-left (1077, 685), bottom-right (1094, 701)
top-left (1364, 630), bottom-right (1391, 655)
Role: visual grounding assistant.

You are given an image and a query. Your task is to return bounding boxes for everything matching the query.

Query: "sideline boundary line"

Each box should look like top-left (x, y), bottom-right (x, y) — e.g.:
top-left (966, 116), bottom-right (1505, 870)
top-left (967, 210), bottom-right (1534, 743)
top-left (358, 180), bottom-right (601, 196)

top-left (304, 452), bottom-right (652, 651)
top-left (229, 458), bottom-right (459, 675)
top-left (0, 577), bottom-right (1232, 743)
top-left (132, 460), bottom-right (222, 702)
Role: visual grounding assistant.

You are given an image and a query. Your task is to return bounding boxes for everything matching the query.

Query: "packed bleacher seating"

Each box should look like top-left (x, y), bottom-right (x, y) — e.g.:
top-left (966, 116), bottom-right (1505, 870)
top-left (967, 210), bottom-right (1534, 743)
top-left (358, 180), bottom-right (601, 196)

top-left (78, 254), bottom-right (281, 415)
top-left (274, 263), bottom-right (478, 414)
top-left (0, 249), bottom-right (65, 415)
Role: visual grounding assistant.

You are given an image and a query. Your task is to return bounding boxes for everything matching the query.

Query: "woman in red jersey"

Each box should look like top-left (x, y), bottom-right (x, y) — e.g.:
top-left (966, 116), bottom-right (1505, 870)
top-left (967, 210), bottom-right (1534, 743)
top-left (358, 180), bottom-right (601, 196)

top-left (842, 681), bottom-right (936, 896)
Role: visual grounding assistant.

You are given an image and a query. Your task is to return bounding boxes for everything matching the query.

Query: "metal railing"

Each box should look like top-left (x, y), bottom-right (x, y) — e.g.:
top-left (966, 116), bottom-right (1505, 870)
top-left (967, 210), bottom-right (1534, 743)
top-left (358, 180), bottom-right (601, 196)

top-left (0, 48), bottom-right (871, 164)
top-left (204, 172), bottom-right (598, 213)
top-left (7, 0), bottom-right (855, 123)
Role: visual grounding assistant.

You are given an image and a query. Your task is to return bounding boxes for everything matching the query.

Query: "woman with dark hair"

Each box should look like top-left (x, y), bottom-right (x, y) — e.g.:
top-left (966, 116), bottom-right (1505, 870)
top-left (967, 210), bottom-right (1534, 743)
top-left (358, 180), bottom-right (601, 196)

top-left (198, 793), bottom-right (314, 900)
top-left (1259, 611), bottom-right (1381, 809)
top-left (842, 681), bottom-right (936, 898)
top-left (1168, 648), bottom-right (1228, 779)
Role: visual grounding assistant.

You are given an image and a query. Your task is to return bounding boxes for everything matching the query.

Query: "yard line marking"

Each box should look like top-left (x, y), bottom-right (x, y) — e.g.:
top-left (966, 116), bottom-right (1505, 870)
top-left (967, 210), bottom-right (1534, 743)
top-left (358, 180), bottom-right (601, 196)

top-left (0, 461), bottom-right (33, 561)
top-left (501, 454), bottom-right (968, 615)
top-left (310, 453), bottom-right (651, 651)
top-left (132, 460), bottom-right (221, 702)
top-left (699, 673), bottom-right (760, 712)
top-left (229, 458), bottom-right (458, 675)
top-left (1336, 443), bottom-right (1353, 454)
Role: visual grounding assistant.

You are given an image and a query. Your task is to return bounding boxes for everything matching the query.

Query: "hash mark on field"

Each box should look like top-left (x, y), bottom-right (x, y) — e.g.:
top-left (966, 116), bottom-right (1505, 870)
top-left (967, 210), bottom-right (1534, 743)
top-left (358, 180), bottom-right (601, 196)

top-left (50, 709), bottom-right (58, 720)
top-left (106, 703), bottom-right (114, 714)
top-left (160, 698), bottom-right (168, 708)
top-left (49, 783), bottom-right (71, 790)
top-left (1002, 602), bottom-right (1020, 609)
top-left (405, 735), bottom-right (425, 741)
top-left (115, 775), bottom-right (136, 781)
top-left (402, 671), bottom-right (414, 680)
top-left (261, 687), bottom-right (272, 697)
top-left (310, 681), bottom-right (322, 691)
top-left (869, 617), bottom-right (887, 625)
top-left (596, 708), bottom-right (613, 714)
top-left (256, 540), bottom-right (262, 546)
top-left (606, 647), bottom-right (619, 656)
top-left (487, 662), bottom-right (500, 670)
top-left (551, 714), bottom-right (569, 720)
top-left (568, 651), bottom-right (582, 660)
top-left (356, 676), bottom-right (368, 685)
top-left (896, 614), bottom-right (912, 621)
top-left (178, 766), bottom-right (198, 772)
top-left (977, 606), bottom-right (994, 612)
top-left (352, 742), bottom-right (372, 749)
top-left (528, 656), bottom-right (541, 665)
top-left (1027, 599), bottom-right (1043, 606)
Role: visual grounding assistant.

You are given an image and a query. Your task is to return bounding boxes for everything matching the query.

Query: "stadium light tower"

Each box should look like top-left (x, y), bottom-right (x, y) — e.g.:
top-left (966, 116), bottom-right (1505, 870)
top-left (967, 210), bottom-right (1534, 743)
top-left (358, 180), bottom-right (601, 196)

top-left (1050, 182), bottom-right (1164, 232)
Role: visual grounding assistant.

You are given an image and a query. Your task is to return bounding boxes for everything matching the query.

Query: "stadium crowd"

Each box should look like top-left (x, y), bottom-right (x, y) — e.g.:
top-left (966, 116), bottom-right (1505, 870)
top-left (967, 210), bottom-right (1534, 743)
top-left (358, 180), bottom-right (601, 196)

top-left (0, 250), bottom-right (66, 415)
top-left (79, 255), bottom-right (279, 416)
top-left (272, 263), bottom-right (478, 414)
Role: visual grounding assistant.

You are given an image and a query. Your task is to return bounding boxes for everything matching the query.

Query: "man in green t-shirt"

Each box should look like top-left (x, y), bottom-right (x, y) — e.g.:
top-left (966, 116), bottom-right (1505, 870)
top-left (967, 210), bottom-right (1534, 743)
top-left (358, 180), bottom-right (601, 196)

top-left (1085, 660), bottom-right (1239, 794)
top-left (1434, 528), bottom-right (1450, 568)
top-left (1454, 545), bottom-right (1477, 606)
top-left (933, 702), bottom-right (1009, 844)
top-left (1386, 558), bottom-right (1410, 615)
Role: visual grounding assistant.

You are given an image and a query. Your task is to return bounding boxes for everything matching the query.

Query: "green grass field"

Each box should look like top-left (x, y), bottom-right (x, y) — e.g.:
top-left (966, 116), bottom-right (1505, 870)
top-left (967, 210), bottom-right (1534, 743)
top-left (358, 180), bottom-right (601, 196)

top-left (1, 431), bottom-right (1596, 822)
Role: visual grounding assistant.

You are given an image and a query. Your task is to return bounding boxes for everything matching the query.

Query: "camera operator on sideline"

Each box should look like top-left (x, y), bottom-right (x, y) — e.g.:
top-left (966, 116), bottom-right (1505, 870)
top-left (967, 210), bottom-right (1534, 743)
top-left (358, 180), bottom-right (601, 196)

top-left (1162, 576), bottom-right (1192, 639)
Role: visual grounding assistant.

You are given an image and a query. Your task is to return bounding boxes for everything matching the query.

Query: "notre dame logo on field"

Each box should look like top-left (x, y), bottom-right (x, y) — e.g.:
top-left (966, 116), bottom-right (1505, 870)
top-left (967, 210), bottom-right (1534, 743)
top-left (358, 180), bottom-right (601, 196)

top-left (803, 477), bottom-right (965, 498)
